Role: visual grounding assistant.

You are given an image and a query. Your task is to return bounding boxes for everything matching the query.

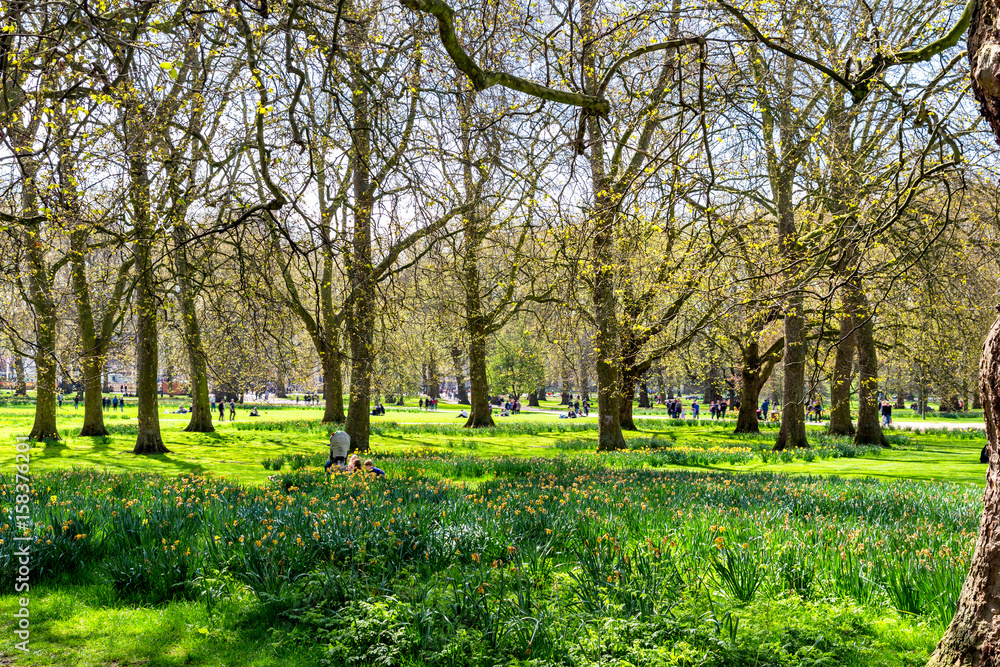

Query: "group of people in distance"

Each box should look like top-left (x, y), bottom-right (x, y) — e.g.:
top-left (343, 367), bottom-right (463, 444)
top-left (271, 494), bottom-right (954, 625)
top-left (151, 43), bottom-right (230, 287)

top-left (561, 397), bottom-right (589, 418)
top-left (101, 395), bottom-right (127, 412)
top-left (323, 431), bottom-right (385, 477)
top-left (659, 398), bottom-right (736, 420)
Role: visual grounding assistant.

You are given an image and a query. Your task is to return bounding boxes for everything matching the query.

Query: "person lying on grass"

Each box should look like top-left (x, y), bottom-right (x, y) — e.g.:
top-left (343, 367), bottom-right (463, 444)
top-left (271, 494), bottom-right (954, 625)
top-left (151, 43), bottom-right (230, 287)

top-left (364, 459), bottom-right (385, 477)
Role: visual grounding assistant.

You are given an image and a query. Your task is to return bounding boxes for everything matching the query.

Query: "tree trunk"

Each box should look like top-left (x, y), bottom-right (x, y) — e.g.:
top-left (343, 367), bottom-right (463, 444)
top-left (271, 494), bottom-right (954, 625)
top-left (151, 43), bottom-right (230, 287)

top-left (451, 345), bottom-right (469, 404)
top-left (927, 313), bottom-right (1000, 665)
top-left (13, 122), bottom-right (59, 440)
top-left (850, 286), bottom-right (887, 447)
top-left (79, 353), bottom-right (106, 436)
top-left (735, 342), bottom-right (763, 435)
top-left (776, 291), bottom-right (808, 450)
top-left (321, 331), bottom-right (345, 423)
top-left (427, 350), bottom-right (440, 398)
top-left (578, 339), bottom-right (591, 404)
top-left (13, 348), bottom-right (26, 396)
top-left (527, 389), bottom-right (539, 407)
top-left (342, 46), bottom-right (375, 453)
top-left (638, 380), bottom-right (650, 408)
top-left (28, 302), bottom-right (58, 441)
top-left (774, 160), bottom-right (808, 451)
top-left (344, 309), bottom-right (373, 452)
top-left (828, 313), bottom-right (856, 436)
top-left (735, 378), bottom-right (761, 434)
top-left (560, 357), bottom-right (571, 405)
top-left (465, 321), bottom-right (494, 427)
top-left (130, 153), bottom-right (168, 455)
top-left (619, 368), bottom-right (638, 431)
top-left (60, 116), bottom-right (109, 438)
top-left (173, 224), bottom-right (213, 433)
top-left (704, 371), bottom-right (722, 403)
top-left (581, 0), bottom-right (625, 452)
top-left (591, 206), bottom-right (626, 449)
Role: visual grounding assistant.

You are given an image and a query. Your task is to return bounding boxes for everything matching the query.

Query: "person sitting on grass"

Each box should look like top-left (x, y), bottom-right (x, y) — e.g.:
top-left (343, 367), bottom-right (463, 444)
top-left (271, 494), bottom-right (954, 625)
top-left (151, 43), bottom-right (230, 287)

top-left (364, 459), bottom-right (385, 477)
top-left (347, 454), bottom-right (362, 472)
top-left (457, 409), bottom-right (469, 418)
top-left (250, 406), bottom-right (260, 417)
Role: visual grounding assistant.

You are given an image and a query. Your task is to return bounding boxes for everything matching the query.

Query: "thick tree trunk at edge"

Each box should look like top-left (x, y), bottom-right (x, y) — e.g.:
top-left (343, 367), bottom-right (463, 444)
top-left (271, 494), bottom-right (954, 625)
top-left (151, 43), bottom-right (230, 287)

top-left (927, 313), bottom-right (1000, 665)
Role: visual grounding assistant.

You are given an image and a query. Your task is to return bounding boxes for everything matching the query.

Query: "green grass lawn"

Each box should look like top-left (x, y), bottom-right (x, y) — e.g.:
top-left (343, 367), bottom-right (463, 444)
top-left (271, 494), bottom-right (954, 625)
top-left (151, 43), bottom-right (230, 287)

top-left (0, 395), bottom-right (988, 666)
top-left (0, 397), bottom-right (987, 486)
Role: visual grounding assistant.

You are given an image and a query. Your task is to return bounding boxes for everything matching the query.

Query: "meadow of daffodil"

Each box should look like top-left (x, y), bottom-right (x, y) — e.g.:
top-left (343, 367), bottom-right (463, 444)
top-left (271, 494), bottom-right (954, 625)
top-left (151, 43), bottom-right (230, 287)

top-left (0, 451), bottom-right (978, 666)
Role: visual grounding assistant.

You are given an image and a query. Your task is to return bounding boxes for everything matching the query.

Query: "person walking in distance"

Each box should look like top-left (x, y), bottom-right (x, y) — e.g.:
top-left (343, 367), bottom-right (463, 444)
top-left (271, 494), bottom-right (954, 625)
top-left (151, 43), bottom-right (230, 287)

top-left (229, 398), bottom-right (236, 421)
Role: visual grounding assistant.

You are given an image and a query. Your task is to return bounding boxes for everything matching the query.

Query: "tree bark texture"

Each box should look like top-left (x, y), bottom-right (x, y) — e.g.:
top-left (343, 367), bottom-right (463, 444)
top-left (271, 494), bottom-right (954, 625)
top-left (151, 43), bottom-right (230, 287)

top-left (12, 346), bottom-right (26, 396)
top-left (619, 366), bottom-right (638, 431)
top-left (130, 154), bottom-right (168, 454)
top-left (527, 389), bottom-right (539, 407)
top-left (61, 116), bottom-right (111, 438)
top-left (849, 284), bottom-right (887, 447)
top-left (322, 332), bottom-right (345, 423)
top-left (618, 321), bottom-right (646, 431)
top-left (734, 337), bottom-right (782, 435)
top-left (736, 343), bottom-right (763, 434)
top-left (927, 313), bottom-right (1000, 665)
top-left (27, 287), bottom-right (58, 441)
top-left (828, 313), bottom-right (856, 436)
top-left (173, 222), bottom-right (213, 433)
top-left (773, 167), bottom-right (807, 450)
top-left (583, 0), bottom-right (625, 451)
top-left (19, 139), bottom-right (59, 441)
top-left (344, 71), bottom-right (374, 453)
top-left (451, 345), bottom-right (469, 405)
top-left (560, 356), bottom-right (571, 405)
top-left (638, 381), bottom-right (650, 408)
top-left (465, 320), bottom-right (494, 427)
top-left (427, 350), bottom-right (440, 398)
top-left (776, 291), bottom-right (808, 450)
top-left (926, 7), bottom-right (1000, 659)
